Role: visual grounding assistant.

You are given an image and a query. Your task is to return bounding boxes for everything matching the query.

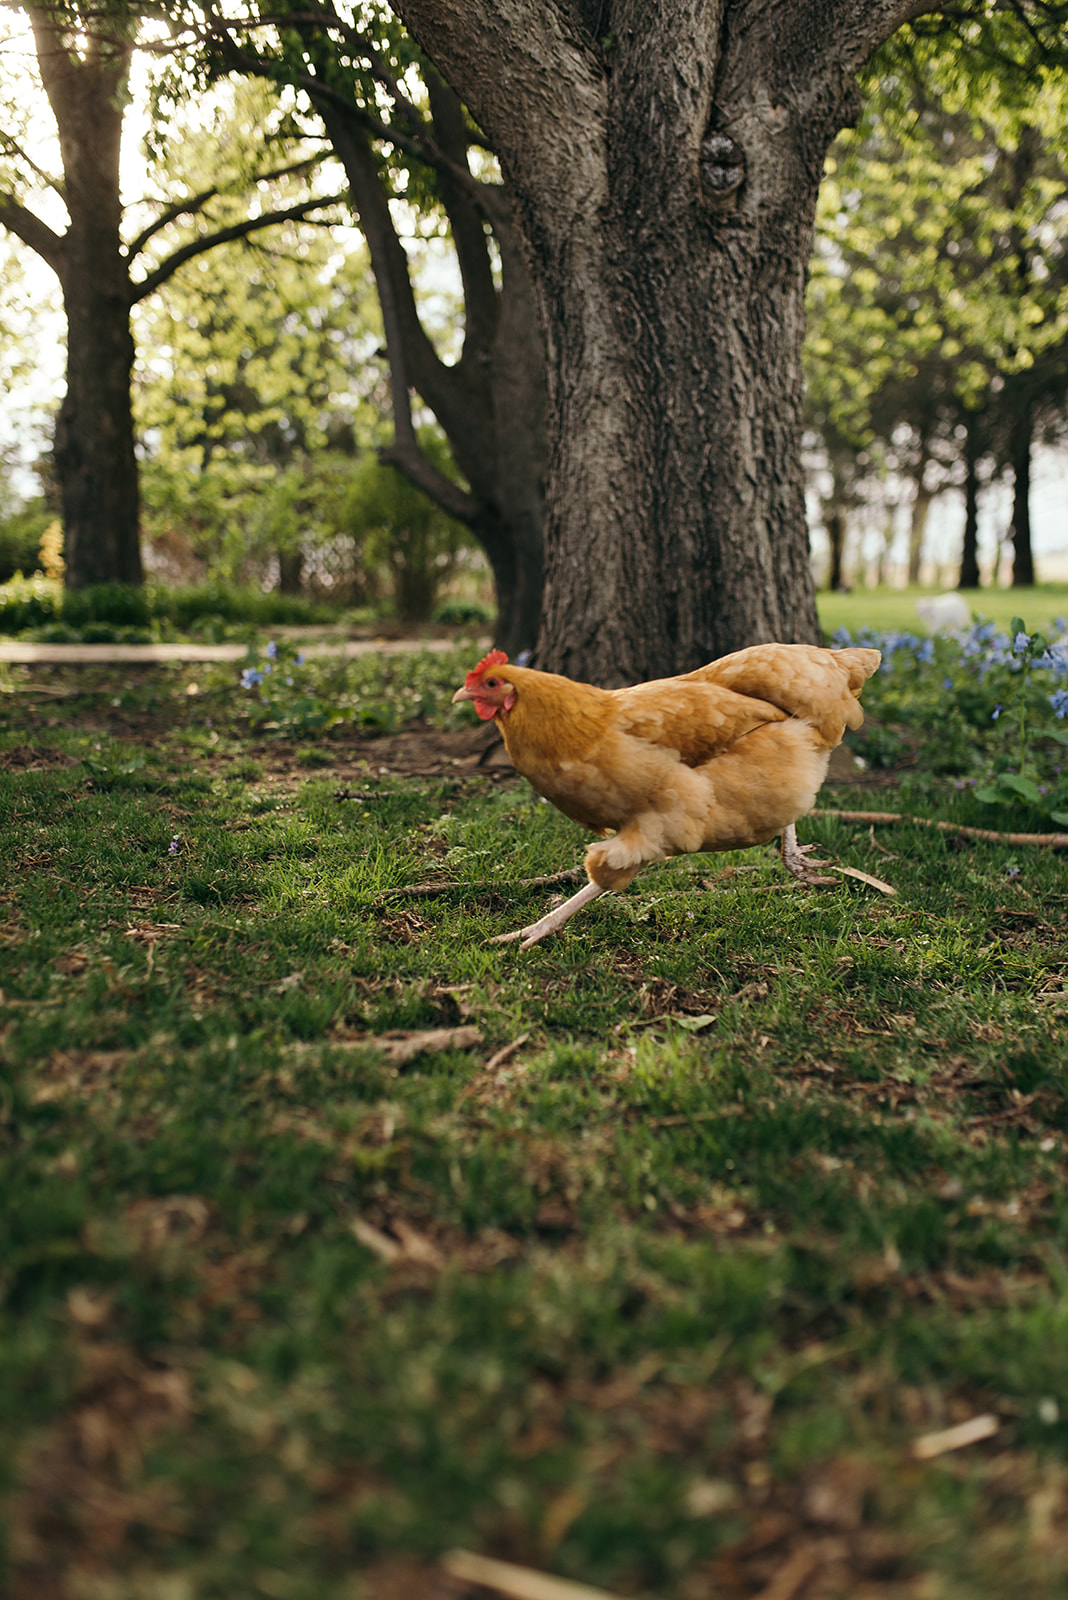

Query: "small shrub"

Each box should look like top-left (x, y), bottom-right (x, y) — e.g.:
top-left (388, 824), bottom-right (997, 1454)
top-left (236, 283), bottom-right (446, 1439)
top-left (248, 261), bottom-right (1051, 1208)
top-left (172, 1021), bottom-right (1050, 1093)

top-left (0, 573), bottom-right (61, 632)
top-left (434, 598), bottom-right (495, 626)
top-left (63, 584), bottom-right (152, 630)
top-left (153, 583), bottom-right (335, 633)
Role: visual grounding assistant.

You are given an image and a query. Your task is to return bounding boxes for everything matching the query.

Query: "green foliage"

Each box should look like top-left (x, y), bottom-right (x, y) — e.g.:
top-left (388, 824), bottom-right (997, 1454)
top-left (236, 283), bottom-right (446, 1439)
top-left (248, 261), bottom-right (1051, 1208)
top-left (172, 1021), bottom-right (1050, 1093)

top-left (345, 438), bottom-right (475, 621)
top-left (0, 572), bottom-right (59, 632)
top-left (0, 500), bottom-right (52, 585)
top-left (61, 584), bottom-right (153, 631)
top-left (805, 14), bottom-right (1068, 563)
top-left (152, 582), bottom-right (334, 634)
top-left (128, 78), bottom-right (382, 592)
top-left (236, 638), bottom-right (479, 736)
top-left (831, 614), bottom-right (1068, 825)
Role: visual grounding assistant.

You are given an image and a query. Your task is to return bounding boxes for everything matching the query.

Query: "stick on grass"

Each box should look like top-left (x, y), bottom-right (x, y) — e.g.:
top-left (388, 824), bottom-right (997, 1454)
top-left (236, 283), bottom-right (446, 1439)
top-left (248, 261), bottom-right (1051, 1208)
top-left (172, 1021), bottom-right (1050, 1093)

top-left (812, 809), bottom-right (1068, 850)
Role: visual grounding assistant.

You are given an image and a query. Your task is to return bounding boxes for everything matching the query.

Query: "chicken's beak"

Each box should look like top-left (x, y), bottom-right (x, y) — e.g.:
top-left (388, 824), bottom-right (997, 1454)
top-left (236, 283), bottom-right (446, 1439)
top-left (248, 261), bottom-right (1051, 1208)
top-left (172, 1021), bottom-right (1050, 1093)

top-left (451, 685), bottom-right (475, 704)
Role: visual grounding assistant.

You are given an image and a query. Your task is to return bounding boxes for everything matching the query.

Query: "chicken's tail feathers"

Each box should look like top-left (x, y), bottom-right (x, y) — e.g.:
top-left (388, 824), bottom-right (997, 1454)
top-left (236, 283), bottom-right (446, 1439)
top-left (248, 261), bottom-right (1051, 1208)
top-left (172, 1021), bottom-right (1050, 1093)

top-left (832, 647), bottom-right (882, 693)
top-left (684, 642), bottom-right (881, 745)
top-left (832, 647), bottom-right (882, 730)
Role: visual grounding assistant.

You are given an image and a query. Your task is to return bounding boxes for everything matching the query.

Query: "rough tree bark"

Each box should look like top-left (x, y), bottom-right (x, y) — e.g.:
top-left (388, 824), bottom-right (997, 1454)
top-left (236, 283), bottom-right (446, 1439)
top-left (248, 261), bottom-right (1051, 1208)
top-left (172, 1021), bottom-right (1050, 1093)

top-left (393, 0), bottom-right (928, 684)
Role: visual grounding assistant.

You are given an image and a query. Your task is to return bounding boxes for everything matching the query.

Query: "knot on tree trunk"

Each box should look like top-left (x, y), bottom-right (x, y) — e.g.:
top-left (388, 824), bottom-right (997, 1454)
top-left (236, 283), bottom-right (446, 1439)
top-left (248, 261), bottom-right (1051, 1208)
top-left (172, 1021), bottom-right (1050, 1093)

top-left (699, 131), bottom-right (745, 200)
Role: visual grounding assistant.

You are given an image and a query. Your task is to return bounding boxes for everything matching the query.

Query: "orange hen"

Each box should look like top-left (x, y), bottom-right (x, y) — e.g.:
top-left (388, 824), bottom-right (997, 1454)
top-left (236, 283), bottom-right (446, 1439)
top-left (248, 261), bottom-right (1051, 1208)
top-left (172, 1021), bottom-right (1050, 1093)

top-left (452, 643), bottom-right (881, 949)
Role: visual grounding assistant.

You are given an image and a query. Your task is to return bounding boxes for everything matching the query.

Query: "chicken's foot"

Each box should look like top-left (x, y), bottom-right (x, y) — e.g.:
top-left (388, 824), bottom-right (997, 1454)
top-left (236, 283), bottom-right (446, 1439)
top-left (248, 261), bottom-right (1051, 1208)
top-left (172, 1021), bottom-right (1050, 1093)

top-left (489, 879), bottom-right (606, 951)
top-left (780, 823), bottom-right (837, 887)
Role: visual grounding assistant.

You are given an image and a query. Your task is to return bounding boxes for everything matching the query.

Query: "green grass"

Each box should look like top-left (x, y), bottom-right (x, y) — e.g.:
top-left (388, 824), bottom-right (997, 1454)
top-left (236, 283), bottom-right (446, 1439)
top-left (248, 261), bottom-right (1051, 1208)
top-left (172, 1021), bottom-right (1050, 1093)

top-left (817, 582), bottom-right (1068, 637)
top-left (2, 655), bottom-right (1067, 1599)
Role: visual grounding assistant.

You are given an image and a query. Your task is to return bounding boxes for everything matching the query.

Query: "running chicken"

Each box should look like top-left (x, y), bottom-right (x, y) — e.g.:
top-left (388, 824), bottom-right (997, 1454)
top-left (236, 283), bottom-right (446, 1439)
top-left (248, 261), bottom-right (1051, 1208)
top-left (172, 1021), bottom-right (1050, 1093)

top-left (452, 643), bottom-right (881, 948)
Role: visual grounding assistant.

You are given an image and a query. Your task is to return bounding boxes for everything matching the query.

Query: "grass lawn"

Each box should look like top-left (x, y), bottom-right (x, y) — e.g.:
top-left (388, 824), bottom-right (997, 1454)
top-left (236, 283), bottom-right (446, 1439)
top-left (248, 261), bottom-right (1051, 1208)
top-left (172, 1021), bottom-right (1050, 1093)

top-left (817, 583), bottom-right (1068, 638)
top-left (2, 647), bottom-right (1067, 1600)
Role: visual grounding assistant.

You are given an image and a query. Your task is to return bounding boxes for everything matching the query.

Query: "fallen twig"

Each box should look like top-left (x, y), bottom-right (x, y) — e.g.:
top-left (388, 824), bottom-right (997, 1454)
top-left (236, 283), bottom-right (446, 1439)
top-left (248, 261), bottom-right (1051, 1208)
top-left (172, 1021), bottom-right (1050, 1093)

top-left (441, 1549), bottom-right (627, 1600)
top-left (911, 1413), bottom-right (1000, 1460)
top-left (812, 809), bottom-right (1068, 850)
top-left (379, 868), bottom-right (586, 901)
top-left (484, 1032), bottom-right (531, 1073)
top-left (293, 1026), bottom-right (483, 1065)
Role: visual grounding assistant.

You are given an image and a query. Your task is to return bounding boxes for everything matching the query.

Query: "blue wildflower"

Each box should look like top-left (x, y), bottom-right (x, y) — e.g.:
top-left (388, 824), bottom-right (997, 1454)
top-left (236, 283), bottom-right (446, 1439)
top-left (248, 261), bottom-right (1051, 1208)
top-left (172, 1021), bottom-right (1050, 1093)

top-left (942, 677), bottom-right (954, 691)
top-left (168, 836), bottom-right (180, 855)
top-left (266, 640), bottom-right (278, 659)
top-left (992, 704), bottom-right (1003, 721)
top-left (296, 652), bottom-right (305, 665)
top-left (830, 627), bottom-right (852, 649)
top-left (1050, 689), bottom-right (1068, 719)
top-left (1038, 645), bottom-right (1068, 680)
top-left (241, 667), bottom-right (265, 688)
top-left (1006, 866), bottom-right (1021, 879)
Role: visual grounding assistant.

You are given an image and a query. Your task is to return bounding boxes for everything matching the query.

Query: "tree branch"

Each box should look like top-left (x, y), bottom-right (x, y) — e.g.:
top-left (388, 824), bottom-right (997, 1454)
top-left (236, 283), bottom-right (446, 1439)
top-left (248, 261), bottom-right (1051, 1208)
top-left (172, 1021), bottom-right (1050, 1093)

top-left (124, 155), bottom-right (326, 261)
top-left (128, 192), bottom-right (347, 302)
top-left (0, 193), bottom-right (66, 275)
top-left (203, 11), bottom-right (495, 209)
top-left (425, 68), bottom-right (499, 364)
top-left (377, 438), bottom-right (478, 526)
top-left (0, 132), bottom-right (62, 198)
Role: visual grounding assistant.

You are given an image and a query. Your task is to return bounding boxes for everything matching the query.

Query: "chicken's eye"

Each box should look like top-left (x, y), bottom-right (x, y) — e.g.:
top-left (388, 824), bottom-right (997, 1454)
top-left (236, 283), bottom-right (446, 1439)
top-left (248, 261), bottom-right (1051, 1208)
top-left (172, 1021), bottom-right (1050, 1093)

top-left (486, 677), bottom-right (499, 687)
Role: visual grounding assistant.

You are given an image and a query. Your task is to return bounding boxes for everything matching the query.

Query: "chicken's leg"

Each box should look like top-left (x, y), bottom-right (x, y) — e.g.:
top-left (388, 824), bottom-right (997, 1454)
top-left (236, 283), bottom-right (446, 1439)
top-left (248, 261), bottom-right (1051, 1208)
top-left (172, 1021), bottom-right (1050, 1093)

top-left (780, 822), bottom-right (836, 886)
top-left (489, 879), bottom-right (606, 951)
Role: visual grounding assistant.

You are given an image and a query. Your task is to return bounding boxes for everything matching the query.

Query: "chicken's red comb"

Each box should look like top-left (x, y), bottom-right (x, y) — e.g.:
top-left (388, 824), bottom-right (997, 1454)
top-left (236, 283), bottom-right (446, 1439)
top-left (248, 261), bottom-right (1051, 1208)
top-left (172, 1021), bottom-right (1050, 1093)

top-left (464, 648), bottom-right (509, 689)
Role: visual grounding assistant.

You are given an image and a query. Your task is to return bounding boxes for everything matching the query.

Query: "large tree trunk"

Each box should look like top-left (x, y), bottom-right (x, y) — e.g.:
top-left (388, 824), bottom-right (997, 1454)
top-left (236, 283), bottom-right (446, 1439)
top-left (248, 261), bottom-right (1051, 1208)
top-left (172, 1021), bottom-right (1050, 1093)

top-left (30, 5), bottom-right (143, 591)
top-left (56, 268), bottom-right (142, 589)
top-left (1008, 397), bottom-right (1035, 588)
top-left (393, 1), bottom-right (914, 684)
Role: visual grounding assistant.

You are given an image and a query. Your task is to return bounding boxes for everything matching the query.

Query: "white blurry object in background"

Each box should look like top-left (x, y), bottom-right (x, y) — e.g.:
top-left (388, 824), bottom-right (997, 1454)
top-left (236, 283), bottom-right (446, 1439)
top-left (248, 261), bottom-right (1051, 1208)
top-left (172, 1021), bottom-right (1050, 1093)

top-left (915, 592), bottom-right (971, 633)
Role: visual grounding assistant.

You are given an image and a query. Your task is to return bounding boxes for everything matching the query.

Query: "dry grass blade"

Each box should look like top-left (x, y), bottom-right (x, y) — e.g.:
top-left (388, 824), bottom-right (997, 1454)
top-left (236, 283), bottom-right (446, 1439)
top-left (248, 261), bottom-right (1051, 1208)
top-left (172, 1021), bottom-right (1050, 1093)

top-left (911, 1413), bottom-right (1000, 1459)
top-left (441, 1549), bottom-right (632, 1600)
top-left (828, 864), bottom-right (896, 895)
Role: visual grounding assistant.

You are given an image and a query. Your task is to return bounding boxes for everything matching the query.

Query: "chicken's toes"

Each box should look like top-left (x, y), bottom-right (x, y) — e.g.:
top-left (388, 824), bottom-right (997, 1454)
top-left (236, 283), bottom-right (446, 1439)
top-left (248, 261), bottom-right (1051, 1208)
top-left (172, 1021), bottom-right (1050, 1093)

top-left (780, 823), bottom-right (837, 885)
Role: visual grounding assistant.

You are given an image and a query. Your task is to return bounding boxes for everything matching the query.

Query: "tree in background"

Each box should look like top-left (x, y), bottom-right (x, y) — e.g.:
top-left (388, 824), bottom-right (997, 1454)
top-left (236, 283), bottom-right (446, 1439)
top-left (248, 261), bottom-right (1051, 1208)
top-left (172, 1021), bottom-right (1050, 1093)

top-left (806, 18), bottom-right (1068, 590)
top-left (344, 434), bottom-right (472, 621)
top-left (134, 83), bottom-right (376, 591)
top-left (134, 86), bottom-right (480, 615)
top-left (0, 1), bottom-right (344, 590)
top-left (186, 1), bottom-right (546, 656)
